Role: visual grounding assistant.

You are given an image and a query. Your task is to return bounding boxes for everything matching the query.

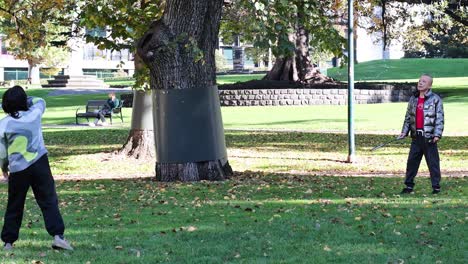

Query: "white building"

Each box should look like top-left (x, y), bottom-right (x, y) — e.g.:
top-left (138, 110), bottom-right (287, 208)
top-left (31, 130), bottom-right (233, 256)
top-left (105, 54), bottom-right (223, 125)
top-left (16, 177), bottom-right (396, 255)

top-left (0, 31), bottom-right (135, 83)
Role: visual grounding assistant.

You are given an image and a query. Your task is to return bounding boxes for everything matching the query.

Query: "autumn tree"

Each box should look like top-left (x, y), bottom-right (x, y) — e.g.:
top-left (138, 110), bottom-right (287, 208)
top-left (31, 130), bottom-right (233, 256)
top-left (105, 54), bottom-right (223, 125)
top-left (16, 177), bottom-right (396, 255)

top-left (80, 0), bottom-right (165, 159)
top-left (222, 0), bottom-right (346, 83)
top-left (400, 1), bottom-right (467, 57)
top-left (137, 0), bottom-right (232, 181)
top-left (357, 0), bottom-right (467, 58)
top-left (0, 0), bottom-right (75, 84)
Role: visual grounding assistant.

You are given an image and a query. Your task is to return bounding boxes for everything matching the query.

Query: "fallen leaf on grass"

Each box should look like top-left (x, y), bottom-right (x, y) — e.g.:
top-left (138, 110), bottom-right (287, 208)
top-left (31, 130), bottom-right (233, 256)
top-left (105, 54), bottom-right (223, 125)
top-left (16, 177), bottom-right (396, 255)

top-left (130, 249), bottom-right (141, 258)
top-left (186, 226), bottom-right (197, 232)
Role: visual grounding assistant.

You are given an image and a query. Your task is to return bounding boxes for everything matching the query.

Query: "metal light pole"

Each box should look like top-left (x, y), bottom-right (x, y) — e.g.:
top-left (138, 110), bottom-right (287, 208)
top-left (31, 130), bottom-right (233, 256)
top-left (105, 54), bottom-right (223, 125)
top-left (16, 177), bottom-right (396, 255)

top-left (347, 0), bottom-right (355, 163)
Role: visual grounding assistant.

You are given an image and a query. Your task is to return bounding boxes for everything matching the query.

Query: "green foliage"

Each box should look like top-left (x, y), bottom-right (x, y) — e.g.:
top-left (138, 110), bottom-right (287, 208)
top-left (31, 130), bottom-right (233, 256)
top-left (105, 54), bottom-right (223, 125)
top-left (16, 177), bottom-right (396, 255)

top-left (0, 0), bottom-right (76, 66)
top-left (222, 0), bottom-right (346, 59)
top-left (357, 0), bottom-right (467, 58)
top-left (79, 0), bottom-right (163, 51)
top-left (410, 3), bottom-right (467, 58)
top-left (39, 46), bottom-right (70, 69)
top-left (79, 0), bottom-right (165, 89)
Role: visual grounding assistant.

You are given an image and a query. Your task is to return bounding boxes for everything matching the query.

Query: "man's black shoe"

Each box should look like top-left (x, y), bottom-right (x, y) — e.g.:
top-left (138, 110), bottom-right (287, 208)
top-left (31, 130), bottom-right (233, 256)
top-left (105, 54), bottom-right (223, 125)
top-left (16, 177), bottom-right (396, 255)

top-left (432, 189), bottom-right (440, 194)
top-left (401, 187), bottom-right (414, 194)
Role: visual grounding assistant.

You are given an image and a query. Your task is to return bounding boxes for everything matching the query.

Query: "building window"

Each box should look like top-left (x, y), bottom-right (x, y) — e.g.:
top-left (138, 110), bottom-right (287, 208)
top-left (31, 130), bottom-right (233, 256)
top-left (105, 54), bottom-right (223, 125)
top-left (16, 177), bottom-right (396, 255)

top-left (4, 68), bottom-right (28, 81)
top-left (222, 47), bottom-right (233, 66)
top-left (83, 69), bottom-right (118, 79)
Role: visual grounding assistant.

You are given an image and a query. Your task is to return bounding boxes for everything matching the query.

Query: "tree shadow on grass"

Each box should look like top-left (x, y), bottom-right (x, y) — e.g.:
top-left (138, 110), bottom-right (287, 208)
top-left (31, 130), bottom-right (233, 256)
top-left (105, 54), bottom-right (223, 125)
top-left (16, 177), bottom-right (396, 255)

top-left (229, 154), bottom-right (348, 163)
top-left (43, 129), bottom-right (467, 160)
top-left (44, 129), bottom-right (128, 158)
top-left (226, 130), bottom-right (468, 152)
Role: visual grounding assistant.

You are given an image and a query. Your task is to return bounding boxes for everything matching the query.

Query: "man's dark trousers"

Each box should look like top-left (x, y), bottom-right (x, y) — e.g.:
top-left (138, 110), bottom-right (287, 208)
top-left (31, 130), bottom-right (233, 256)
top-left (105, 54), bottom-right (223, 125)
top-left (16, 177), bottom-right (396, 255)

top-left (1, 154), bottom-right (64, 243)
top-left (404, 134), bottom-right (441, 190)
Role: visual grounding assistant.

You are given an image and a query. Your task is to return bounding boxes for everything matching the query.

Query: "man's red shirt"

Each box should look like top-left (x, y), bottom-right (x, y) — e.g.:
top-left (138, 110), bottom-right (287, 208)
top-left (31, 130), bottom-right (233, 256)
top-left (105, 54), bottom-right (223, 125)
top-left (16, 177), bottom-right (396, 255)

top-left (416, 97), bottom-right (424, 129)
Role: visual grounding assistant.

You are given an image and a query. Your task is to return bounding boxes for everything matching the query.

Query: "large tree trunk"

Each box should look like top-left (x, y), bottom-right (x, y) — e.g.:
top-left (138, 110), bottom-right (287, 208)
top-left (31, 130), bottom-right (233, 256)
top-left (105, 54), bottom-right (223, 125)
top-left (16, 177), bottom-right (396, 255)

top-left (137, 0), bottom-right (232, 182)
top-left (119, 90), bottom-right (155, 159)
top-left (119, 56), bottom-right (155, 159)
top-left (264, 24), bottom-right (333, 84)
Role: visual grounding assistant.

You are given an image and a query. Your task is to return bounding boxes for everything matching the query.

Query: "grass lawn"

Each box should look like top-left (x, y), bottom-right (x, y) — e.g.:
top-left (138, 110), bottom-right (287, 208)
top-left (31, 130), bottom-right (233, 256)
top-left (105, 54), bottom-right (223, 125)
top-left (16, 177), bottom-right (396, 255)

top-left (217, 74), bottom-right (264, 84)
top-left (0, 176), bottom-right (466, 263)
top-left (327, 58), bottom-right (468, 81)
top-left (41, 128), bottom-right (467, 179)
top-left (0, 59), bottom-right (466, 263)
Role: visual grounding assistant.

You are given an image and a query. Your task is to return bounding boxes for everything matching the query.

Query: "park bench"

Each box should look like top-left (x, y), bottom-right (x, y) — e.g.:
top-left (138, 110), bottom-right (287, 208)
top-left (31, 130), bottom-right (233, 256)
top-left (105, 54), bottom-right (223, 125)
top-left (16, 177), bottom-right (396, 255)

top-left (75, 99), bottom-right (124, 125)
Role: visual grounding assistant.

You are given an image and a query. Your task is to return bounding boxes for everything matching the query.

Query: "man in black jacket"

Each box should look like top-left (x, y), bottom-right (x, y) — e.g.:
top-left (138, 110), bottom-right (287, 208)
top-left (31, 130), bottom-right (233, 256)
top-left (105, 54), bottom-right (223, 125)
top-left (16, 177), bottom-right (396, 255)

top-left (399, 74), bottom-right (444, 194)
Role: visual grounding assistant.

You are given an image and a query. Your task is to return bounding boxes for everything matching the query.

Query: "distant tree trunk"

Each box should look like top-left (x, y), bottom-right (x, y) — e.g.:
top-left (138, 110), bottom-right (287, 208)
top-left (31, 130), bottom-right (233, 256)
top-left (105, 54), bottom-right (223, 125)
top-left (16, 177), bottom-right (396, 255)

top-left (137, 0), bottom-right (232, 181)
top-left (381, 0), bottom-right (392, 59)
top-left (27, 60), bottom-right (41, 85)
top-left (119, 55), bottom-right (155, 159)
top-left (264, 27), bottom-right (333, 84)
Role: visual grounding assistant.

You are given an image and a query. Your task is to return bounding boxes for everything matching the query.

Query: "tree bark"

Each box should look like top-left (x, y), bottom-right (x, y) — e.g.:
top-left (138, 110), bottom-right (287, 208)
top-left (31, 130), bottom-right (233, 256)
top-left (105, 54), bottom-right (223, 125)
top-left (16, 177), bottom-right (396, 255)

top-left (27, 60), bottom-right (41, 85)
top-left (119, 127), bottom-right (154, 159)
top-left (264, 27), bottom-right (333, 84)
top-left (119, 90), bottom-right (155, 159)
top-left (137, 0), bottom-right (232, 182)
top-left (118, 54), bottom-right (155, 159)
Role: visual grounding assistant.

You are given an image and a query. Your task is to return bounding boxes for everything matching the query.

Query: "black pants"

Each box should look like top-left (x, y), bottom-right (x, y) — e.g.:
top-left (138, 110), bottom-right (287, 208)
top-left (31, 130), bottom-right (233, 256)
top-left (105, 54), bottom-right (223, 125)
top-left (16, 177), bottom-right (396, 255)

top-left (404, 136), bottom-right (441, 190)
top-left (1, 154), bottom-right (65, 243)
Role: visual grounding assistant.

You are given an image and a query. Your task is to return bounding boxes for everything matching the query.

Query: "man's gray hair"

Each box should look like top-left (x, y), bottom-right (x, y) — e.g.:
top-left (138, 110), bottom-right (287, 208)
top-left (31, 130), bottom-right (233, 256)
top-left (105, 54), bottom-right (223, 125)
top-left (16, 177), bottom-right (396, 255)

top-left (421, 73), bottom-right (433, 85)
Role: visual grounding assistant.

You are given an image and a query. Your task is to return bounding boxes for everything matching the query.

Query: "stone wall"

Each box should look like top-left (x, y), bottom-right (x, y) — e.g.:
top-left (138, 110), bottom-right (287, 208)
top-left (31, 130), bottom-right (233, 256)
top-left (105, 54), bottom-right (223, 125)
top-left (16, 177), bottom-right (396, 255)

top-left (219, 83), bottom-right (414, 106)
top-left (120, 83), bottom-right (415, 107)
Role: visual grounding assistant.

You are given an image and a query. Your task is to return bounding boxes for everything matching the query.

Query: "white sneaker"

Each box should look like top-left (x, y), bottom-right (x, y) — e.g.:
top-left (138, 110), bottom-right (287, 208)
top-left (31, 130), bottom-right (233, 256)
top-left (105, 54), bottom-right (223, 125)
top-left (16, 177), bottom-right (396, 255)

top-left (0, 177), bottom-right (8, 184)
top-left (52, 235), bottom-right (73, 250)
top-left (88, 122), bottom-right (96, 127)
top-left (3, 243), bottom-right (13, 250)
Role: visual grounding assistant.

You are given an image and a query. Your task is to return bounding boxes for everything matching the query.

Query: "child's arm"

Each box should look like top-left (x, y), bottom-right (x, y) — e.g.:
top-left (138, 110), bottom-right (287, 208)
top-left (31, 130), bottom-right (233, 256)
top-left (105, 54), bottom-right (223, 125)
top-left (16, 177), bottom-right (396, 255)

top-left (0, 136), bottom-right (8, 174)
top-left (27, 97), bottom-right (46, 114)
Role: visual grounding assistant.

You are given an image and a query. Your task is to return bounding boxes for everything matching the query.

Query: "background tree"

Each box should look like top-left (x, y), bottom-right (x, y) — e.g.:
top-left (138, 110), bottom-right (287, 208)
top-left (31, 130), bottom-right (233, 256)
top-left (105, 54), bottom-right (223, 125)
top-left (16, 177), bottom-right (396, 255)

top-left (402, 1), bottom-right (467, 58)
top-left (137, 0), bottom-right (232, 181)
top-left (222, 0), bottom-right (346, 83)
top-left (80, 0), bottom-right (165, 159)
top-left (0, 0), bottom-right (75, 84)
top-left (356, 0), bottom-right (411, 57)
top-left (357, 0), bottom-right (467, 58)
top-left (39, 46), bottom-right (70, 76)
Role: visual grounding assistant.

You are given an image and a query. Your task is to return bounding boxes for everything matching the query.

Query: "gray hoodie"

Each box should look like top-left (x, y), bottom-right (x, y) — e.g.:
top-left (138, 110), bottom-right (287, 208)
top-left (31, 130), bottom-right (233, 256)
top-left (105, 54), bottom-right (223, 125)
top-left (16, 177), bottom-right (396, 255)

top-left (0, 97), bottom-right (48, 173)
